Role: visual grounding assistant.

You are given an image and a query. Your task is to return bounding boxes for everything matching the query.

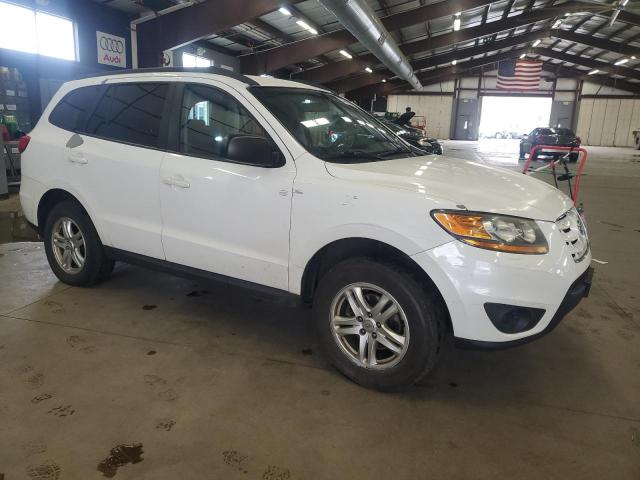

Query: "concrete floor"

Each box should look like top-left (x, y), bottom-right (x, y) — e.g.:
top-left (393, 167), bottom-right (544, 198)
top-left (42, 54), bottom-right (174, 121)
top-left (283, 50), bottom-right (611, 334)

top-left (1, 140), bottom-right (639, 479)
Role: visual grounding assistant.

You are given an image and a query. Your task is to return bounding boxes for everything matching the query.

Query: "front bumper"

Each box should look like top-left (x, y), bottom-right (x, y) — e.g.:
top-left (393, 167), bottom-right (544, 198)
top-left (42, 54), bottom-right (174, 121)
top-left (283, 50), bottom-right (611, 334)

top-left (411, 220), bottom-right (592, 345)
top-left (455, 266), bottom-right (593, 349)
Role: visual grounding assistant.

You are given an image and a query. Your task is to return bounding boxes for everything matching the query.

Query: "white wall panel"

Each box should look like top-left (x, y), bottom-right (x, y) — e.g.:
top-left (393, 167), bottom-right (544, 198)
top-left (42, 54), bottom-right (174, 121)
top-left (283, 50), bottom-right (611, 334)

top-left (613, 100), bottom-right (632, 146)
top-left (576, 98), bottom-right (639, 147)
top-left (387, 94), bottom-right (453, 139)
top-left (576, 98), bottom-right (593, 144)
top-left (588, 99), bottom-right (606, 145)
top-left (601, 99), bottom-right (620, 146)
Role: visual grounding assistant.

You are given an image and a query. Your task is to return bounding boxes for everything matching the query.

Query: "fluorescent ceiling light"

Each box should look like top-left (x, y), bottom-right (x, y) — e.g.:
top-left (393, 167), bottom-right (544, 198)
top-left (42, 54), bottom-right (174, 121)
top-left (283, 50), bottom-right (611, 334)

top-left (614, 58), bottom-right (629, 65)
top-left (339, 49), bottom-right (352, 59)
top-left (552, 20), bottom-right (562, 28)
top-left (520, 53), bottom-right (526, 59)
top-left (382, 79), bottom-right (386, 82)
top-left (452, 59), bottom-right (457, 65)
top-left (621, 0), bottom-right (628, 6)
top-left (532, 39), bottom-right (541, 47)
top-left (453, 17), bottom-right (461, 31)
top-left (632, 56), bottom-right (637, 60)
top-left (365, 67), bottom-right (373, 73)
top-left (278, 7), bottom-right (291, 16)
top-left (296, 19), bottom-right (318, 35)
top-left (588, 69), bottom-right (600, 75)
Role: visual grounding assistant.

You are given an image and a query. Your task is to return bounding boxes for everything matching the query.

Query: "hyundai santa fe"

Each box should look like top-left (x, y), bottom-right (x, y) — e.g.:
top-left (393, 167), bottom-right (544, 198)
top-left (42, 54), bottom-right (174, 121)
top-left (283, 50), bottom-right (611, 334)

top-left (19, 67), bottom-right (593, 390)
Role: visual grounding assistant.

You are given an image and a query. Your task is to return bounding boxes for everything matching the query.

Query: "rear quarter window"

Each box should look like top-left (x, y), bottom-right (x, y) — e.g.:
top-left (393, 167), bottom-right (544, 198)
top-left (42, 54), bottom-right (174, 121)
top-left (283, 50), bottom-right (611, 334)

top-left (48, 85), bottom-right (103, 132)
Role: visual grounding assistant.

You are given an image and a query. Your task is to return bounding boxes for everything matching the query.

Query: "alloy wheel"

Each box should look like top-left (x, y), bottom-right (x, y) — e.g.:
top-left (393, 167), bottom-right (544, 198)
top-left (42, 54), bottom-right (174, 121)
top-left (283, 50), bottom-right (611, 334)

top-left (330, 283), bottom-right (410, 369)
top-left (51, 217), bottom-right (86, 274)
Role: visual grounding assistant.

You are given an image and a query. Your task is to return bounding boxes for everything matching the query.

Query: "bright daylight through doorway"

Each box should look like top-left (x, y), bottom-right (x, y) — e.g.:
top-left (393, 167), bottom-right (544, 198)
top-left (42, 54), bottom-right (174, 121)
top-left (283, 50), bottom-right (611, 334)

top-left (479, 96), bottom-right (552, 139)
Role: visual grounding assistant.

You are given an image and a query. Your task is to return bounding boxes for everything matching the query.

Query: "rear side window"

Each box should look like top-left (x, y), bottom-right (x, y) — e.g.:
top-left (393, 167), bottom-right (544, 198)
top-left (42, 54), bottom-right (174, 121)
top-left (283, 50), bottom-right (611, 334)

top-left (85, 83), bottom-right (168, 148)
top-left (49, 86), bottom-right (102, 132)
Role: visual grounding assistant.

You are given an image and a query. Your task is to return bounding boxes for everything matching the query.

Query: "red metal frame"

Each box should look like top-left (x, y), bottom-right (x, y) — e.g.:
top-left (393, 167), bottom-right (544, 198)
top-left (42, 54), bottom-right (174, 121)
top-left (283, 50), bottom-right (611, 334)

top-left (522, 145), bottom-right (587, 206)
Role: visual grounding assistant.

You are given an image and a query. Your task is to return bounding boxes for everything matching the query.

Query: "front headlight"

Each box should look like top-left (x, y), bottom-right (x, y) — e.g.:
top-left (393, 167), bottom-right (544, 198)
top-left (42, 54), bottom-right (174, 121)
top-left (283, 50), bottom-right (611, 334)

top-left (431, 210), bottom-right (548, 254)
top-left (417, 138), bottom-right (432, 147)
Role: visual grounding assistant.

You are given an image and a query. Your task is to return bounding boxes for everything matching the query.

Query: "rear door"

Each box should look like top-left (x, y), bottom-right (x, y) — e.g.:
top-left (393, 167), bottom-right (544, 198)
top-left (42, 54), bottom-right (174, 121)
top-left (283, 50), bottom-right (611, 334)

top-left (64, 81), bottom-right (170, 258)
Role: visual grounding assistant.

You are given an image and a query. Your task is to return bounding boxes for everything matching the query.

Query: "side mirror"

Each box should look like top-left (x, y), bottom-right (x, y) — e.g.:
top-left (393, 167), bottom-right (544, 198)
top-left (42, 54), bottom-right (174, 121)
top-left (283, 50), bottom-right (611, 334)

top-left (227, 135), bottom-right (284, 168)
top-left (522, 134), bottom-right (529, 140)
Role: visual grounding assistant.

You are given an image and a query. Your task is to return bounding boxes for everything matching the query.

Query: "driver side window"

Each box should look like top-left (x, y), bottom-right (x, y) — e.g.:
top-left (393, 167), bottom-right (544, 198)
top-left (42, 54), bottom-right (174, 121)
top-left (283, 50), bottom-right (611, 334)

top-left (180, 84), bottom-right (268, 161)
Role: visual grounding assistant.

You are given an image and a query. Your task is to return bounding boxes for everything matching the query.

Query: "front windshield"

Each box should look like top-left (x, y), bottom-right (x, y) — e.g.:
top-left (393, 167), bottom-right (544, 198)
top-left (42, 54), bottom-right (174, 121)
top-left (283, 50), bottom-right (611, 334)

top-left (250, 87), bottom-right (413, 162)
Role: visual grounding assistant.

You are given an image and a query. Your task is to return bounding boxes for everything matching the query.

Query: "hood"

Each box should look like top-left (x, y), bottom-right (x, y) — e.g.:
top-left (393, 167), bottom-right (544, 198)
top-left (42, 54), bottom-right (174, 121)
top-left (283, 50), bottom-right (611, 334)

top-left (325, 154), bottom-right (572, 221)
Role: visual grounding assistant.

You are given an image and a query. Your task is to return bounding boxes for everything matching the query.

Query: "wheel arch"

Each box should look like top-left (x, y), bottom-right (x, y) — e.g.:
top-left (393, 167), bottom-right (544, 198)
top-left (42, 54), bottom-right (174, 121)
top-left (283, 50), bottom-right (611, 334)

top-left (37, 189), bottom-right (87, 235)
top-left (300, 237), bottom-right (452, 331)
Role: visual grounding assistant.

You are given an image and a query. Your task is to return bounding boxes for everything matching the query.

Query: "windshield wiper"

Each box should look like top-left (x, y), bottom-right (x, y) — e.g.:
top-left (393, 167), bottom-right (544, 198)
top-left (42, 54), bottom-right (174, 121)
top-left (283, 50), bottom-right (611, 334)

top-left (374, 148), bottom-right (412, 158)
top-left (323, 151), bottom-right (379, 162)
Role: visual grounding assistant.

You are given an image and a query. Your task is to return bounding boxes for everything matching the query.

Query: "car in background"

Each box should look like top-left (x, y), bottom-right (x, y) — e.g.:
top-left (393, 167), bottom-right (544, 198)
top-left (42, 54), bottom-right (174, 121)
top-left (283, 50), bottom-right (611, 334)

top-left (520, 127), bottom-right (580, 161)
top-left (379, 119), bottom-right (443, 155)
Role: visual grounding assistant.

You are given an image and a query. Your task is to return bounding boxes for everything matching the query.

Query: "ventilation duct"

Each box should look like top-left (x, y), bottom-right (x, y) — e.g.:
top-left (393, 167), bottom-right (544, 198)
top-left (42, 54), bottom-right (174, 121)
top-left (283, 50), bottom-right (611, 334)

top-left (318, 0), bottom-right (422, 90)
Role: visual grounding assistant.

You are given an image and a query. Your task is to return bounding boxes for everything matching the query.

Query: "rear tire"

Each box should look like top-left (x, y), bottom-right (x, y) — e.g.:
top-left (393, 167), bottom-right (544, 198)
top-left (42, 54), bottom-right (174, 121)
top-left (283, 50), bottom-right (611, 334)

top-left (313, 258), bottom-right (445, 390)
top-left (43, 200), bottom-right (114, 286)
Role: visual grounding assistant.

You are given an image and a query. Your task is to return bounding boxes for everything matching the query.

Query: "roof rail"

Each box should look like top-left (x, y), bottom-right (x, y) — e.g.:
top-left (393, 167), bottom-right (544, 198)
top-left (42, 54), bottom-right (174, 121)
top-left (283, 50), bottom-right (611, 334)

top-left (78, 67), bottom-right (259, 86)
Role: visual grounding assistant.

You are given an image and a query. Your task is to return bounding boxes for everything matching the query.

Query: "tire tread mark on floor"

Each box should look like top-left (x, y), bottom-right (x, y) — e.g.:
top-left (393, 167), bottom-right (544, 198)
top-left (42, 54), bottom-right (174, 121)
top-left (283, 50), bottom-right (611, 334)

top-left (0, 313), bottom-right (328, 371)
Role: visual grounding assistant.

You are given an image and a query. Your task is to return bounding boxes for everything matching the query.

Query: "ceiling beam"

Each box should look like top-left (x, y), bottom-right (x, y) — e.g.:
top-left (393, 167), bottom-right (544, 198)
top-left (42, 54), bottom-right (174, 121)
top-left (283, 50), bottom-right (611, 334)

top-left (398, 5), bottom-right (571, 57)
top-left (248, 18), bottom-right (295, 43)
top-left (541, 62), bottom-right (640, 94)
top-left (294, 7), bottom-right (566, 85)
top-left (348, 50), bottom-right (528, 98)
top-left (240, 0), bottom-right (497, 74)
top-left (531, 47), bottom-right (640, 81)
top-left (349, 44), bottom-right (640, 98)
top-left (327, 30), bottom-right (548, 92)
top-left (553, 29), bottom-right (640, 56)
top-left (136, 0), bottom-right (304, 67)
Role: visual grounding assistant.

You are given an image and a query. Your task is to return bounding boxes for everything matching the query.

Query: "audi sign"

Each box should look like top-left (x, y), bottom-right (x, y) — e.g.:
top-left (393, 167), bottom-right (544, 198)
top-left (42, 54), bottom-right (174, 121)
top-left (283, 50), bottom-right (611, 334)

top-left (97, 31), bottom-right (127, 68)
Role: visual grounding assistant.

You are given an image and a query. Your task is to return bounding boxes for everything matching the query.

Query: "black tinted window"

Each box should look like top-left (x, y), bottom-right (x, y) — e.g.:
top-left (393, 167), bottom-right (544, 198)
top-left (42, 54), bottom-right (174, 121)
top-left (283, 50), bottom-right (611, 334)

top-left (179, 84), bottom-right (267, 160)
top-left (49, 86), bottom-right (102, 132)
top-left (86, 83), bottom-right (168, 148)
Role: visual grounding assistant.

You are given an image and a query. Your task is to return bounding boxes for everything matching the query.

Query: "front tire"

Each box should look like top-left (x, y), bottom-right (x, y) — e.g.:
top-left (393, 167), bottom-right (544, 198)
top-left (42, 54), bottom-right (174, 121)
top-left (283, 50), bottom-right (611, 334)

top-left (43, 200), bottom-right (114, 286)
top-left (313, 258), bottom-right (445, 390)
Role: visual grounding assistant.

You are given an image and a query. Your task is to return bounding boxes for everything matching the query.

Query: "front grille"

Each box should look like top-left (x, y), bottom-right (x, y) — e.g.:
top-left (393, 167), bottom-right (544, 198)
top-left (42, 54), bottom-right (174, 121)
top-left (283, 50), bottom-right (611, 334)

top-left (556, 208), bottom-right (589, 262)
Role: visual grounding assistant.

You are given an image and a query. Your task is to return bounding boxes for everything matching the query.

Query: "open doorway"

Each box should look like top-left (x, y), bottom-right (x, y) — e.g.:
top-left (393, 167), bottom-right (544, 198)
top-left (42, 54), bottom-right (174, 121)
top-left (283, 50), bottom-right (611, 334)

top-left (479, 96), bottom-right (552, 140)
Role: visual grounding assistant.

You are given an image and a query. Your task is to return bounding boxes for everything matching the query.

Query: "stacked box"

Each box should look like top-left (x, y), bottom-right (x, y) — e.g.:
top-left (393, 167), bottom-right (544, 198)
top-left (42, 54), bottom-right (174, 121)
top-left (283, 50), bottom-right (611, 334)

top-left (0, 66), bottom-right (32, 134)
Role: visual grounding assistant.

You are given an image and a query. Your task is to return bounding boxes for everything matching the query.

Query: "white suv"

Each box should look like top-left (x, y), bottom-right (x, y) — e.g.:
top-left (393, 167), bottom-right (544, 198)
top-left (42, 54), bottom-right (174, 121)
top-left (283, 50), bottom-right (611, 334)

top-left (19, 68), bottom-right (593, 389)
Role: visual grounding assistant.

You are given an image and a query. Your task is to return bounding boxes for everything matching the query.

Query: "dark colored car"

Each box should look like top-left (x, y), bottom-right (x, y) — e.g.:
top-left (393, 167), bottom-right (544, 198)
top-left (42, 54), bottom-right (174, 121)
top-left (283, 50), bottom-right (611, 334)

top-left (520, 127), bottom-right (581, 161)
top-left (380, 119), bottom-right (443, 155)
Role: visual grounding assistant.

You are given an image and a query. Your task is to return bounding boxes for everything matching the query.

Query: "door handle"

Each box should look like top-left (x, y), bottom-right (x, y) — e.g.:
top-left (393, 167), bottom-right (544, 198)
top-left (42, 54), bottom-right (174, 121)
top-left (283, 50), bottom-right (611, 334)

top-left (68, 152), bottom-right (88, 164)
top-left (162, 176), bottom-right (190, 189)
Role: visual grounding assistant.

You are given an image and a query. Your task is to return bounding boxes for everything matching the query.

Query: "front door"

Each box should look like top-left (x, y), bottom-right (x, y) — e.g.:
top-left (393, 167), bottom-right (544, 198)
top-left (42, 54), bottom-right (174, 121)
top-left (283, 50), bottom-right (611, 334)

top-left (159, 82), bottom-right (295, 291)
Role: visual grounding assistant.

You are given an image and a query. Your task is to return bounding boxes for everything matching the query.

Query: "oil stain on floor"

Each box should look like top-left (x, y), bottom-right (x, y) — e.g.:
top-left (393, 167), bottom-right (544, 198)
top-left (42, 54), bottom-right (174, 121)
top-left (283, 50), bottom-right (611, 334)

top-left (97, 443), bottom-right (144, 478)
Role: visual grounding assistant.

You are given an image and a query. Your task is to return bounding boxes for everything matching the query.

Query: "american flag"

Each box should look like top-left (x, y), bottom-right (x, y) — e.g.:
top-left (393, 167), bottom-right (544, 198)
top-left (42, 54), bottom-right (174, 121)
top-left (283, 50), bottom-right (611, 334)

top-left (496, 59), bottom-right (543, 90)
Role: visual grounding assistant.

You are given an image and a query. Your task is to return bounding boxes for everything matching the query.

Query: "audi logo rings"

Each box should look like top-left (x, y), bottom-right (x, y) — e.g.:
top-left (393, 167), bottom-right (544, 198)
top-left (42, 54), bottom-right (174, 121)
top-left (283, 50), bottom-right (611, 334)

top-left (100, 37), bottom-right (124, 54)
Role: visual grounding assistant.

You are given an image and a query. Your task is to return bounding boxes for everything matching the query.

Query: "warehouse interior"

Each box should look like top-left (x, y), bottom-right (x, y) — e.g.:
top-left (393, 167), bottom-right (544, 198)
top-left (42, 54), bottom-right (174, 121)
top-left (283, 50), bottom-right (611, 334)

top-left (1, 0), bottom-right (639, 478)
